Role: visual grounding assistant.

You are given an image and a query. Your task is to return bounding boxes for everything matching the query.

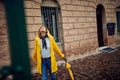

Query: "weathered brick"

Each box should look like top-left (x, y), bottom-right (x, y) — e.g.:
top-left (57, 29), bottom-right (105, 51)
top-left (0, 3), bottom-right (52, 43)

top-left (87, 28), bottom-right (95, 33)
top-left (90, 22), bottom-right (96, 27)
top-left (26, 17), bottom-right (34, 24)
top-left (78, 28), bottom-right (85, 34)
top-left (25, 9), bottom-right (33, 17)
top-left (78, 18), bottom-right (87, 22)
top-left (28, 32), bottom-right (36, 41)
top-left (67, 5), bottom-right (77, 10)
top-left (28, 40), bottom-right (35, 49)
top-left (83, 33), bottom-right (91, 39)
top-left (24, 1), bottom-right (32, 8)
top-left (70, 41), bottom-right (80, 49)
top-left (72, 11), bottom-right (81, 17)
top-left (34, 17), bottom-right (42, 24)
top-left (74, 34), bottom-right (83, 40)
top-left (59, 0), bottom-right (72, 5)
top-left (68, 17), bottom-right (78, 22)
top-left (107, 4), bottom-right (115, 9)
top-left (71, 0), bottom-right (80, 5)
top-left (68, 29), bottom-right (79, 35)
top-left (86, 7), bottom-right (96, 11)
top-left (62, 17), bottom-right (68, 23)
top-left (80, 1), bottom-right (89, 6)
top-left (81, 23), bottom-right (89, 27)
top-left (32, 9), bottom-right (41, 16)
top-left (61, 11), bottom-right (73, 17)
top-left (64, 43), bottom-right (71, 51)
top-left (26, 24), bottom-right (39, 32)
top-left (90, 32), bottom-right (97, 38)
top-left (73, 23), bottom-right (83, 28)
top-left (64, 36), bottom-right (74, 42)
top-left (0, 2), bottom-right (10, 66)
top-left (89, 12), bottom-right (96, 17)
top-left (108, 12), bottom-right (115, 17)
top-left (88, 1), bottom-right (96, 7)
top-left (34, 0), bottom-right (41, 4)
top-left (62, 23), bottom-right (73, 29)
top-left (32, 1), bottom-right (40, 8)
top-left (63, 30), bottom-right (69, 36)
top-left (61, 5), bottom-right (67, 10)
top-left (81, 12), bottom-right (90, 17)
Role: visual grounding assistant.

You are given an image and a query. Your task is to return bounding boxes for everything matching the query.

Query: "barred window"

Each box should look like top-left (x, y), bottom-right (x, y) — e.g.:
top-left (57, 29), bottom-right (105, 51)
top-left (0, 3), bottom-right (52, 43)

top-left (41, 6), bottom-right (59, 41)
top-left (41, 0), bottom-right (63, 42)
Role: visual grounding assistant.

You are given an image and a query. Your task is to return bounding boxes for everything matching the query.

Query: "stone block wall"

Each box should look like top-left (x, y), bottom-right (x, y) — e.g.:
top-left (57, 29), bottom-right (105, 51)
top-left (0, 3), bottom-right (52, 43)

top-left (0, 0), bottom-right (120, 68)
top-left (59, 0), bottom-right (120, 59)
top-left (0, 1), bottom-right (10, 66)
top-left (60, 0), bottom-right (98, 59)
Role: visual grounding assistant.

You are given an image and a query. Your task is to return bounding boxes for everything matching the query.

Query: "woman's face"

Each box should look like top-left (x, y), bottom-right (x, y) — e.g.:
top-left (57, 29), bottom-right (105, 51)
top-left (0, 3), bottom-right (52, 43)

top-left (40, 27), bottom-right (47, 37)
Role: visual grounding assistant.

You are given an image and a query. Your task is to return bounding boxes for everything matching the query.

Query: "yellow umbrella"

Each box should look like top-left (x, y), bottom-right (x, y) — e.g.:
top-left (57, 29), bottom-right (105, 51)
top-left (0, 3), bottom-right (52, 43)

top-left (65, 62), bottom-right (74, 80)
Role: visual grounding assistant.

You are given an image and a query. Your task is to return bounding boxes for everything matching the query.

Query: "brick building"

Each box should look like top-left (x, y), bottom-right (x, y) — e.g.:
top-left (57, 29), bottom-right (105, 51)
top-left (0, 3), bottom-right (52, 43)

top-left (0, 0), bottom-right (120, 66)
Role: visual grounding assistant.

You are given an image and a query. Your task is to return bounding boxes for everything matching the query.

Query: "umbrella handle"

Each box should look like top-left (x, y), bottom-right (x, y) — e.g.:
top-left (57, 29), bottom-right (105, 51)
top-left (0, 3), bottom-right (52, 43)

top-left (63, 58), bottom-right (67, 63)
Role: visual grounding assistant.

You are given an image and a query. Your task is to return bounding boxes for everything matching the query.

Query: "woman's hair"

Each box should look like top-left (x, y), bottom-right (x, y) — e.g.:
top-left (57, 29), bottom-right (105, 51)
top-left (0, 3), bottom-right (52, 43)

top-left (38, 26), bottom-right (47, 37)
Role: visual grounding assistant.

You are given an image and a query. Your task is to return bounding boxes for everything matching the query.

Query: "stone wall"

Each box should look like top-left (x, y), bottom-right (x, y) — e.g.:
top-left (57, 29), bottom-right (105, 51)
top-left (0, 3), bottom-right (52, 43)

top-left (60, 0), bottom-right (98, 59)
top-left (59, 0), bottom-right (120, 59)
top-left (0, 0), bottom-right (120, 67)
top-left (0, 1), bottom-right (10, 66)
top-left (24, 0), bottom-right (42, 57)
top-left (24, 0), bottom-right (120, 60)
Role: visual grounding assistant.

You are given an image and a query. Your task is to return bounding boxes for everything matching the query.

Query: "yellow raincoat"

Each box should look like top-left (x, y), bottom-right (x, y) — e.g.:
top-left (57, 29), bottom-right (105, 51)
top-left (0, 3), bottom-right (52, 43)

top-left (32, 30), bottom-right (64, 74)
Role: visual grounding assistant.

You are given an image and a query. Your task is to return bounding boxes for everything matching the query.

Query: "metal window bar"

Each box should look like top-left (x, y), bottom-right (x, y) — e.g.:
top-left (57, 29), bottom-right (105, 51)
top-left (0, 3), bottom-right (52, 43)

top-left (41, 6), bottom-right (59, 42)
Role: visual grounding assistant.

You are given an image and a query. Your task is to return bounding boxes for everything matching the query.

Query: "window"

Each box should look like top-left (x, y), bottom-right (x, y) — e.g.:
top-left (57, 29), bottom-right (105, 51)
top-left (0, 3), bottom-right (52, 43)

top-left (41, 6), bottom-right (59, 41)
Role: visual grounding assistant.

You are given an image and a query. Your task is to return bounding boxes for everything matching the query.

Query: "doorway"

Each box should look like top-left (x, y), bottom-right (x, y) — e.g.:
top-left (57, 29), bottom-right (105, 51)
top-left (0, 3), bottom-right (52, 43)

top-left (96, 4), bottom-right (105, 47)
top-left (116, 6), bottom-right (120, 35)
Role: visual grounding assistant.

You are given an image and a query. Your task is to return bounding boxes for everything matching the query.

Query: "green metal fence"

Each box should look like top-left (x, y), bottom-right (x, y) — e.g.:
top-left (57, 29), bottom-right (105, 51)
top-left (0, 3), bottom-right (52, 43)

top-left (0, 0), bottom-right (32, 80)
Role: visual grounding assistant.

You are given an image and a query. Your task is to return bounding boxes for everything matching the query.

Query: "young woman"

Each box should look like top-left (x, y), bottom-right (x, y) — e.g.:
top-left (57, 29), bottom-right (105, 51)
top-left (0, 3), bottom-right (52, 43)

top-left (32, 26), bottom-right (66, 80)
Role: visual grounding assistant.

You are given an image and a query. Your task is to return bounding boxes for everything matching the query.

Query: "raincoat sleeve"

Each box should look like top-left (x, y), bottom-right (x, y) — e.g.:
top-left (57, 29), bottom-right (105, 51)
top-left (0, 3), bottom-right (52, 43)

top-left (32, 38), bottom-right (37, 63)
top-left (52, 37), bottom-right (65, 58)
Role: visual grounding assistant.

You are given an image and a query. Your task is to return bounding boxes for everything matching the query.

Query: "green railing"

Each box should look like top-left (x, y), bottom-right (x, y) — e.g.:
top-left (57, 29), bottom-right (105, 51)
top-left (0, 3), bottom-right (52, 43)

top-left (0, 0), bottom-right (32, 80)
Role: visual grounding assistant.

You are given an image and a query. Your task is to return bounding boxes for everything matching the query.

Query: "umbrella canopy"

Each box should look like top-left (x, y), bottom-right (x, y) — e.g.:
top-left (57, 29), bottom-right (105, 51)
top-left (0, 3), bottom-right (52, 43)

top-left (66, 63), bottom-right (74, 80)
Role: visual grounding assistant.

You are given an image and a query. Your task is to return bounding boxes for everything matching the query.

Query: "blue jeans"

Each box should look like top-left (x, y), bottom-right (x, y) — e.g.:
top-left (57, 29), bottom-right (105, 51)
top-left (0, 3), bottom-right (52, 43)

top-left (42, 59), bottom-right (57, 80)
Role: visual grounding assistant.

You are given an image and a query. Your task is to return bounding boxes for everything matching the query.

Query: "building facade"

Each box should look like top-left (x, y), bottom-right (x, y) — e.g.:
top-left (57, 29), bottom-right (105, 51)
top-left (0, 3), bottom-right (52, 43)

top-left (0, 0), bottom-right (120, 65)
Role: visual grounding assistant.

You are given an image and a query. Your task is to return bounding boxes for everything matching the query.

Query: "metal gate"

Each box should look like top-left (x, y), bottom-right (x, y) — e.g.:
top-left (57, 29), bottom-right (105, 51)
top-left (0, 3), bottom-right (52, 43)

top-left (41, 6), bottom-right (59, 42)
top-left (0, 0), bottom-right (31, 80)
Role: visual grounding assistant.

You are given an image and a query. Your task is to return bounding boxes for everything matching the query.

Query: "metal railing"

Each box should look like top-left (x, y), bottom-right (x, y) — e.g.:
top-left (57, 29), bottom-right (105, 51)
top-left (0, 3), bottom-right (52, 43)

top-left (0, 0), bottom-right (32, 80)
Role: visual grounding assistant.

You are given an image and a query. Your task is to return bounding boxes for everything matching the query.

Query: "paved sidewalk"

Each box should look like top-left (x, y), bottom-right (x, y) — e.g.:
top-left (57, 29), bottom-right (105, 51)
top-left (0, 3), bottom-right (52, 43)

top-left (33, 47), bottom-right (120, 80)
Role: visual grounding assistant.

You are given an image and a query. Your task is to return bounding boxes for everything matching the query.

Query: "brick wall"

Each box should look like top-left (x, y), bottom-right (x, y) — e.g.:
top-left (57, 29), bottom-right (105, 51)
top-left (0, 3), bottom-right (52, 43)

top-left (60, 0), bottom-right (99, 59)
top-left (59, 0), bottom-right (120, 59)
top-left (24, 0), bottom-right (120, 60)
top-left (0, 2), bottom-right (10, 66)
top-left (0, 0), bottom-right (120, 68)
top-left (24, 0), bottom-right (42, 57)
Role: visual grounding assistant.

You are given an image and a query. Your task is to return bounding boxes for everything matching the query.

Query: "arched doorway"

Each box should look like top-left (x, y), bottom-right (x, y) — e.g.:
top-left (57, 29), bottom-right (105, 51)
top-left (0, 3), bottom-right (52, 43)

top-left (116, 6), bottom-right (120, 35)
top-left (115, 6), bottom-right (120, 44)
top-left (96, 4), bottom-right (106, 47)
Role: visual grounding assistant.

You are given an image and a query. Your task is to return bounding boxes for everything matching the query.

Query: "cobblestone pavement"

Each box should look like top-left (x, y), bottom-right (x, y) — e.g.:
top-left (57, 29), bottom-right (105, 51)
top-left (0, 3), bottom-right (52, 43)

top-left (33, 47), bottom-right (120, 80)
